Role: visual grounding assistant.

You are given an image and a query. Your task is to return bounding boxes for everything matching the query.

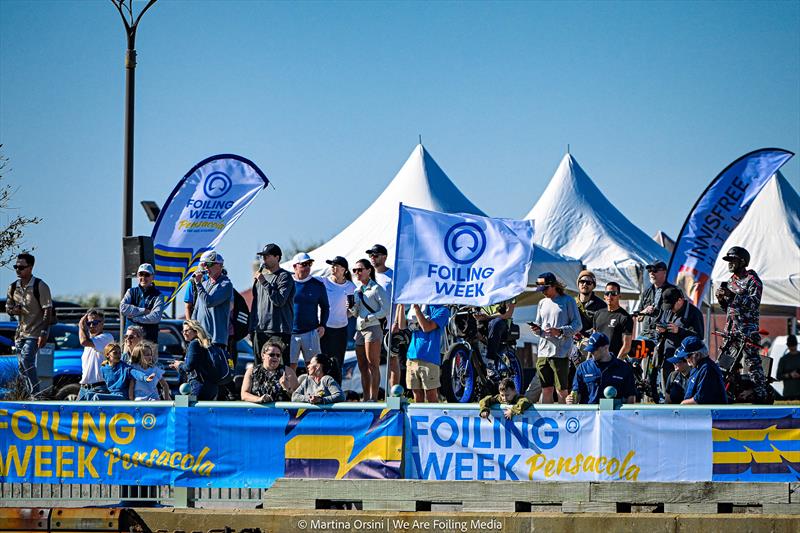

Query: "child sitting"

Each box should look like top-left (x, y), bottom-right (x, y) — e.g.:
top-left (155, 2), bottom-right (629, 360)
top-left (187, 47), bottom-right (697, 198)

top-left (128, 342), bottom-right (171, 401)
top-left (479, 377), bottom-right (532, 420)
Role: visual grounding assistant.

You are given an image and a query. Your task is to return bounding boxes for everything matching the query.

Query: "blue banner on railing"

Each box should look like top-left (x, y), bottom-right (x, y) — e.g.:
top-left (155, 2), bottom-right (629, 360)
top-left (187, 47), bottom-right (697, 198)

top-left (0, 403), bottom-right (403, 487)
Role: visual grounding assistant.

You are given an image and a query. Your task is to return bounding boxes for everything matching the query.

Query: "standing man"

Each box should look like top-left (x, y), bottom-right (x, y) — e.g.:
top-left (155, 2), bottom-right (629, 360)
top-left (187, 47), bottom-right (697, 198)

top-left (290, 252), bottom-right (329, 371)
top-left (397, 303), bottom-right (449, 403)
top-left (250, 243), bottom-right (295, 365)
top-left (529, 272), bottom-right (582, 404)
top-left (367, 244), bottom-right (399, 386)
top-left (575, 270), bottom-right (605, 338)
top-left (593, 282), bottom-right (634, 358)
top-left (635, 261), bottom-right (677, 340)
top-left (119, 263), bottom-right (164, 343)
top-left (657, 287), bottom-right (704, 359)
top-left (7, 253), bottom-right (53, 397)
top-left (567, 332), bottom-right (636, 405)
top-left (191, 251), bottom-right (234, 351)
top-left (474, 297), bottom-right (516, 366)
top-left (715, 246), bottom-right (769, 403)
top-left (678, 337), bottom-right (727, 405)
top-left (776, 335), bottom-right (800, 400)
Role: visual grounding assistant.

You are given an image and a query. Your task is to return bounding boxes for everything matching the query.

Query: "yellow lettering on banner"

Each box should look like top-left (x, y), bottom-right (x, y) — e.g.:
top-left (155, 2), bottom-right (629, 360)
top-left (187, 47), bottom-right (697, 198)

top-left (52, 412), bottom-right (68, 441)
top-left (122, 453), bottom-right (133, 470)
top-left (34, 446), bottom-right (53, 477)
top-left (80, 413), bottom-right (106, 443)
top-left (169, 452), bottom-right (182, 468)
top-left (69, 413), bottom-right (79, 440)
top-left (583, 456), bottom-right (595, 472)
top-left (146, 450), bottom-right (158, 467)
top-left (596, 457), bottom-right (607, 472)
top-left (607, 458), bottom-right (620, 476)
top-left (193, 447), bottom-right (209, 474)
top-left (0, 408), bottom-right (8, 429)
top-left (1, 445), bottom-right (32, 476)
top-left (78, 447), bottom-right (98, 478)
top-left (40, 412), bottom-right (50, 440)
top-left (11, 410), bottom-right (37, 440)
top-left (131, 451), bottom-right (146, 467)
top-left (109, 413), bottom-right (135, 445)
top-left (180, 453), bottom-right (195, 470)
top-left (525, 450), bottom-right (640, 481)
top-left (155, 450), bottom-right (171, 466)
top-left (56, 446), bottom-right (74, 478)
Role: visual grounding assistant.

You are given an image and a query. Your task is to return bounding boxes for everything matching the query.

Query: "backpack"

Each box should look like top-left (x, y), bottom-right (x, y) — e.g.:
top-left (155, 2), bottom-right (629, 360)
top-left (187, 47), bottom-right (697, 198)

top-left (10, 278), bottom-right (58, 326)
top-left (230, 290), bottom-right (250, 343)
top-left (207, 344), bottom-right (233, 385)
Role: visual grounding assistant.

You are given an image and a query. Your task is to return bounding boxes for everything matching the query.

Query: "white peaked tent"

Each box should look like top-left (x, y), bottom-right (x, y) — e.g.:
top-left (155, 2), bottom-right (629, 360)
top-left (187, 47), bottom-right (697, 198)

top-left (524, 154), bottom-right (670, 295)
top-left (287, 144), bottom-right (582, 293)
top-left (288, 144), bottom-right (486, 275)
top-left (711, 172), bottom-right (800, 309)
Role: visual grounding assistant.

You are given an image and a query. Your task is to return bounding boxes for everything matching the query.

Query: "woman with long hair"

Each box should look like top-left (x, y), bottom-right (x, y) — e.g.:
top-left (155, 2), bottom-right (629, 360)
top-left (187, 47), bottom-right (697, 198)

top-left (291, 353), bottom-right (344, 404)
top-left (170, 319), bottom-right (218, 401)
top-left (320, 256), bottom-right (356, 383)
top-left (241, 339), bottom-right (299, 404)
top-left (349, 258), bottom-right (389, 401)
top-left (129, 342), bottom-right (171, 401)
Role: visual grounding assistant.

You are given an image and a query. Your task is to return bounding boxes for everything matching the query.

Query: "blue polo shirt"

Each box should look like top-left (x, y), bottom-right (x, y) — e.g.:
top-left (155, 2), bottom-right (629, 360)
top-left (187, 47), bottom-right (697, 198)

top-left (684, 357), bottom-right (728, 404)
top-left (573, 357), bottom-right (636, 404)
top-left (406, 305), bottom-right (450, 365)
top-left (101, 361), bottom-right (132, 396)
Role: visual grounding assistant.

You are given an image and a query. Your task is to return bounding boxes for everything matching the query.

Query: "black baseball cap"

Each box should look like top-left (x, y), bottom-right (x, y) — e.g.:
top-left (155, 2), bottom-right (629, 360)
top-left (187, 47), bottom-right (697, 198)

top-left (661, 287), bottom-right (684, 310)
top-left (326, 256), bottom-right (349, 269)
top-left (366, 244), bottom-right (388, 255)
top-left (258, 243), bottom-right (282, 257)
top-left (533, 272), bottom-right (558, 292)
top-left (646, 261), bottom-right (667, 272)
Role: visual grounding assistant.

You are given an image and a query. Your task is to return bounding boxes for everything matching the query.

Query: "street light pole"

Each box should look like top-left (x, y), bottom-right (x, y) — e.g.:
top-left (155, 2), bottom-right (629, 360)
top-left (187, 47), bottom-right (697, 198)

top-left (112, 0), bottom-right (157, 335)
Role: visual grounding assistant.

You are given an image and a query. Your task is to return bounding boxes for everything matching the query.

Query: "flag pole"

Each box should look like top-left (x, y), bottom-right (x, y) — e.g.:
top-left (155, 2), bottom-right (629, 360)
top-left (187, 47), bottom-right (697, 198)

top-left (383, 202), bottom-right (404, 399)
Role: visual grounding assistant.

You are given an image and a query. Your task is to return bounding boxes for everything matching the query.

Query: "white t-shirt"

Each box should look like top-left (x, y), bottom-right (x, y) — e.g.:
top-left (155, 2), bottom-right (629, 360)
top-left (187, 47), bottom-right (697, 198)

top-left (80, 332), bottom-right (114, 385)
top-left (375, 267), bottom-right (395, 329)
top-left (321, 276), bottom-right (356, 329)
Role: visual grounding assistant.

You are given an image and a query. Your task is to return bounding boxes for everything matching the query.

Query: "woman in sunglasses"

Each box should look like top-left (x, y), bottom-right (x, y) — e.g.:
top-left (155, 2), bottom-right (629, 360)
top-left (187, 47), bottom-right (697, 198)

top-left (170, 320), bottom-right (219, 401)
top-left (121, 325), bottom-right (144, 363)
top-left (349, 259), bottom-right (389, 401)
top-left (241, 339), bottom-right (299, 404)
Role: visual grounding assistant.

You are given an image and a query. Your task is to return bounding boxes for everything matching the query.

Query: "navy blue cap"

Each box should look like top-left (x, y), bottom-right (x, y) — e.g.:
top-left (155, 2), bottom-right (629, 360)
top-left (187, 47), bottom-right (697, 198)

top-left (666, 336), bottom-right (706, 364)
top-left (533, 272), bottom-right (558, 292)
top-left (585, 332), bottom-right (610, 353)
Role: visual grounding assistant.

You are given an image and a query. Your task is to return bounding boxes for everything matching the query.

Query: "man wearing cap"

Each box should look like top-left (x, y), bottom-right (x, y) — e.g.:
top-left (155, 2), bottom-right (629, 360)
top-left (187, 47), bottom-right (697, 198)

top-left (529, 272), bottom-right (582, 403)
top-left (251, 244), bottom-right (295, 365)
top-left (119, 263), bottom-right (164, 343)
top-left (664, 352), bottom-right (692, 404)
top-left (192, 250), bottom-right (234, 349)
top-left (593, 282), bottom-right (634, 358)
top-left (635, 261), bottom-right (677, 340)
top-left (673, 336), bottom-right (727, 405)
top-left (715, 246), bottom-right (768, 403)
top-left (290, 252), bottom-right (329, 371)
top-left (776, 335), bottom-right (800, 401)
top-left (656, 287), bottom-right (704, 359)
top-left (575, 270), bottom-right (605, 338)
top-left (567, 332), bottom-right (636, 405)
top-left (367, 243), bottom-right (399, 384)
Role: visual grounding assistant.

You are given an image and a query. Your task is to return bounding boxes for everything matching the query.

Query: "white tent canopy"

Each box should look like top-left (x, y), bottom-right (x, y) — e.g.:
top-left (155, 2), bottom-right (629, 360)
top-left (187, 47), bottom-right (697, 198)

top-left (287, 144), bottom-right (486, 275)
top-left (711, 172), bottom-right (800, 309)
top-left (524, 154), bottom-right (669, 295)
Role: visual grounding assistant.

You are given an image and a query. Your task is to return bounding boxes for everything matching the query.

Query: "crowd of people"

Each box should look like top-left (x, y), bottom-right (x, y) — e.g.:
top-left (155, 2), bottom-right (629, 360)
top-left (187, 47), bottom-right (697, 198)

top-left (5, 242), bottom-right (799, 409)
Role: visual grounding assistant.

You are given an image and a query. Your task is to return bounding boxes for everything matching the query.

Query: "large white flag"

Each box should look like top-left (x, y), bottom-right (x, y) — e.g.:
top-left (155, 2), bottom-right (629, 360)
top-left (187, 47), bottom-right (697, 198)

top-left (393, 205), bottom-right (534, 305)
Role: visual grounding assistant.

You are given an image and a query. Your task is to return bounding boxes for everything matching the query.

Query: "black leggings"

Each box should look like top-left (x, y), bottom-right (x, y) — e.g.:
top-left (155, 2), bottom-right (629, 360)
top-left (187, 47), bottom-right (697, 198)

top-left (321, 326), bottom-right (348, 383)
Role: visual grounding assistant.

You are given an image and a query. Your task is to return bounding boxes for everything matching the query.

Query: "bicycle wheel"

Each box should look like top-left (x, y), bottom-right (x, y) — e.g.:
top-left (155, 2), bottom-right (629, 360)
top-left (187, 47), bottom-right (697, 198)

top-left (441, 343), bottom-right (475, 403)
top-left (497, 348), bottom-right (523, 394)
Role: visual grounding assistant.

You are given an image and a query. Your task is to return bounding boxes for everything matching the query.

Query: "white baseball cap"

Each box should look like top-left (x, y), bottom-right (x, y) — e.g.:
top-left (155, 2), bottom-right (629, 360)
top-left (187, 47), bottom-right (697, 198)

top-left (200, 250), bottom-right (224, 264)
top-left (291, 252), bottom-right (313, 265)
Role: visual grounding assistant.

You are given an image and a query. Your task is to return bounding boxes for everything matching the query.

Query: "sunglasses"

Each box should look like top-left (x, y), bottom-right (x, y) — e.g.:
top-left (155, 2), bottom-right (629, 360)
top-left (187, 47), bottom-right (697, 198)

top-left (138, 272), bottom-right (152, 277)
top-left (368, 253), bottom-right (385, 257)
top-left (298, 261), bottom-right (313, 268)
top-left (352, 267), bottom-right (365, 273)
top-left (200, 262), bottom-right (216, 268)
top-left (604, 291), bottom-right (620, 296)
top-left (13, 265), bottom-right (30, 270)
top-left (87, 320), bottom-right (102, 327)
top-left (124, 334), bottom-right (141, 339)
top-left (265, 352), bottom-right (282, 358)
top-left (647, 268), bottom-right (666, 273)
top-left (578, 279), bottom-right (595, 285)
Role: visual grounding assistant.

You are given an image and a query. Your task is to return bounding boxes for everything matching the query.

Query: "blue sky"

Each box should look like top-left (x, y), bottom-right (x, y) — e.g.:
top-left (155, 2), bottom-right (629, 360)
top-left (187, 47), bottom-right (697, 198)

top-left (1, 0), bottom-right (798, 299)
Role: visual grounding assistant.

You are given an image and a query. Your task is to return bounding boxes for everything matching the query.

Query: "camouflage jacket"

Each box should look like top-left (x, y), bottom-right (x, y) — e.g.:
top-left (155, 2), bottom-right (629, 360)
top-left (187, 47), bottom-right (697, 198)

top-left (723, 269), bottom-right (762, 336)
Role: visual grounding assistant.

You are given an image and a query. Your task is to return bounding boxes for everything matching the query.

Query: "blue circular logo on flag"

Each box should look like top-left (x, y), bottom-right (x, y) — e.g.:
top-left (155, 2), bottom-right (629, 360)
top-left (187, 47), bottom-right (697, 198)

top-left (204, 172), bottom-right (232, 198)
top-left (565, 417), bottom-right (580, 433)
top-left (444, 222), bottom-right (486, 264)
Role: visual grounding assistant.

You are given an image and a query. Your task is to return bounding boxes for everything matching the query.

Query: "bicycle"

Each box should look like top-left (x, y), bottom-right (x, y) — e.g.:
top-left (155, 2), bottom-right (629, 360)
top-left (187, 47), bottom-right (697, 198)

top-left (440, 305), bottom-right (523, 403)
top-left (713, 330), bottom-right (775, 404)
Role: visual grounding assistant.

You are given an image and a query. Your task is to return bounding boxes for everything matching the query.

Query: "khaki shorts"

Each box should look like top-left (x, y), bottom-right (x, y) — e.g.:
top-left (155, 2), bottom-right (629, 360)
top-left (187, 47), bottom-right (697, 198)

top-left (354, 324), bottom-right (383, 346)
top-left (536, 357), bottom-right (570, 390)
top-left (406, 359), bottom-right (441, 391)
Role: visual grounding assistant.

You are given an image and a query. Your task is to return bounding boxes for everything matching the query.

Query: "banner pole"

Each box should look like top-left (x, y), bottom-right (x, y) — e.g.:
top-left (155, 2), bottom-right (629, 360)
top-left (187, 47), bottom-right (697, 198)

top-left (383, 202), bottom-right (403, 398)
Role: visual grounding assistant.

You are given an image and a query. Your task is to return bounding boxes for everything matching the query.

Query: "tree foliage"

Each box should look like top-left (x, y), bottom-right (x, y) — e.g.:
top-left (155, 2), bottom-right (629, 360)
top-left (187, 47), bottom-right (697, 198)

top-left (0, 146), bottom-right (41, 267)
